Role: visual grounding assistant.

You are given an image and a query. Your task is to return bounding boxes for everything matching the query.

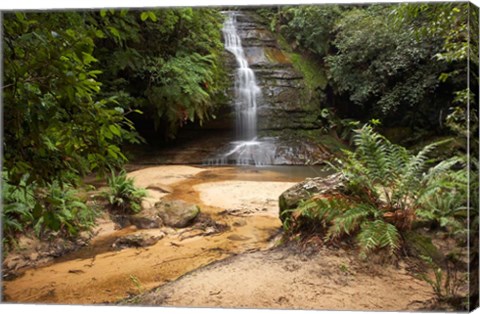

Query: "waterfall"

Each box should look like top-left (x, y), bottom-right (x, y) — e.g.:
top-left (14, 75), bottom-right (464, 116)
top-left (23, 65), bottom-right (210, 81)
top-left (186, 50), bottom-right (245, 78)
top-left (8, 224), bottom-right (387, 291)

top-left (206, 11), bottom-right (277, 166)
top-left (222, 12), bottom-right (261, 141)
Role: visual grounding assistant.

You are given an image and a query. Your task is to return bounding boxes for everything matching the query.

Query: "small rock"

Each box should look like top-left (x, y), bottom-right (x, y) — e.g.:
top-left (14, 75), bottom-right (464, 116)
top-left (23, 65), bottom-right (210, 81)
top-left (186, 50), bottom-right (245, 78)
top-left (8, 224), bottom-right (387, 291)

top-left (129, 209), bottom-right (162, 229)
top-left (141, 200), bottom-right (154, 211)
top-left (204, 227), bottom-right (217, 235)
top-left (112, 234), bottom-right (163, 250)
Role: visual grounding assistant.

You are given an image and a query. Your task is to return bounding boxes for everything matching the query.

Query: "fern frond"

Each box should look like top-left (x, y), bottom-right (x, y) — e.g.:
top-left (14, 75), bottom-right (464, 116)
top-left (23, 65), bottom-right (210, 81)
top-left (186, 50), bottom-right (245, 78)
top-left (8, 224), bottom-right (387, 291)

top-left (402, 139), bottom-right (452, 183)
top-left (388, 144), bottom-right (409, 175)
top-left (423, 156), bottom-right (465, 182)
top-left (327, 203), bottom-right (373, 239)
top-left (357, 220), bottom-right (400, 256)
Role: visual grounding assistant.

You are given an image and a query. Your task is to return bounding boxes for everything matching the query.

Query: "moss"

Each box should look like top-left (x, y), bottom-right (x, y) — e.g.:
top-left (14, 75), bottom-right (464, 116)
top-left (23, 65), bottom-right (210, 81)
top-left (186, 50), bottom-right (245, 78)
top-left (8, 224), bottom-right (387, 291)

top-left (276, 34), bottom-right (328, 93)
top-left (278, 195), bottom-right (288, 221)
top-left (276, 33), bottom-right (292, 53)
top-left (287, 53), bottom-right (327, 92)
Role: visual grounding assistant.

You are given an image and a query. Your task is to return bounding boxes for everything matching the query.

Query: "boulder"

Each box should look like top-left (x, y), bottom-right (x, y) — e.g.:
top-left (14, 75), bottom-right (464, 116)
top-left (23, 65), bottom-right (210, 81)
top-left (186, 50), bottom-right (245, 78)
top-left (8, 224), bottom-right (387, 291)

top-left (278, 173), bottom-right (346, 222)
top-left (129, 207), bottom-right (163, 229)
top-left (155, 200), bottom-right (200, 228)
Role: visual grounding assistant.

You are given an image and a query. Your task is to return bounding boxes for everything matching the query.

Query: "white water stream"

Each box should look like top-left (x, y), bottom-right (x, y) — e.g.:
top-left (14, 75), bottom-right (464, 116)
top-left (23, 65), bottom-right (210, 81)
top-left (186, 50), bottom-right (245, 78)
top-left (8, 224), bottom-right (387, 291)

top-left (223, 11), bottom-right (261, 141)
top-left (207, 11), bottom-right (276, 166)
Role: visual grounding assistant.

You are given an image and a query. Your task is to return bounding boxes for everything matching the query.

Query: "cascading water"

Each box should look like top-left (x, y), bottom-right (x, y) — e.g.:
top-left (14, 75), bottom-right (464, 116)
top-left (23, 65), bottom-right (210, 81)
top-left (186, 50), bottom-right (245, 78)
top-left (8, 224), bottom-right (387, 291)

top-left (223, 11), bottom-right (260, 141)
top-left (206, 11), bottom-right (277, 166)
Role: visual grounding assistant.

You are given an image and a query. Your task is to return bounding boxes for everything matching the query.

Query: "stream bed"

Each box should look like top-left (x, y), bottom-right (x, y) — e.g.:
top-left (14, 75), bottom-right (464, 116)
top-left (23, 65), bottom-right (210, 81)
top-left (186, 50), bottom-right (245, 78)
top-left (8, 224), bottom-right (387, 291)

top-left (2, 165), bottom-right (435, 311)
top-left (3, 165), bottom-right (312, 304)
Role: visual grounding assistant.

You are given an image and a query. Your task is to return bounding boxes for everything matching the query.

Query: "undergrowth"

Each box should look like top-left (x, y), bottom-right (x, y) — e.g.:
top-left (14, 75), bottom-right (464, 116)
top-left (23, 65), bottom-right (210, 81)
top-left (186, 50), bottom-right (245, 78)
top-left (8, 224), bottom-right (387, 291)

top-left (282, 124), bottom-right (466, 259)
top-left (103, 170), bottom-right (146, 214)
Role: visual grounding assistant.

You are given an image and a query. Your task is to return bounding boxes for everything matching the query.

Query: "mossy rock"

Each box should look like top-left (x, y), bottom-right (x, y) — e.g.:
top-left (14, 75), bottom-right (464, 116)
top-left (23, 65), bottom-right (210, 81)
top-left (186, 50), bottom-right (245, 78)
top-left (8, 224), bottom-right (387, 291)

top-left (154, 200), bottom-right (200, 228)
top-left (279, 173), bottom-right (346, 222)
top-left (287, 52), bottom-right (327, 92)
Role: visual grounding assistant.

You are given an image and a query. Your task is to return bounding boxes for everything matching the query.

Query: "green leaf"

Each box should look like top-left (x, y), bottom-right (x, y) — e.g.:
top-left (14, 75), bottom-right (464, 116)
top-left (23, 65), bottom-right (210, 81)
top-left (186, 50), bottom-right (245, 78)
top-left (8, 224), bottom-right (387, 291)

top-left (82, 52), bottom-right (97, 65)
top-left (107, 26), bottom-right (121, 39)
top-left (148, 11), bottom-right (158, 22)
top-left (109, 125), bottom-right (122, 137)
top-left (140, 12), bottom-right (149, 21)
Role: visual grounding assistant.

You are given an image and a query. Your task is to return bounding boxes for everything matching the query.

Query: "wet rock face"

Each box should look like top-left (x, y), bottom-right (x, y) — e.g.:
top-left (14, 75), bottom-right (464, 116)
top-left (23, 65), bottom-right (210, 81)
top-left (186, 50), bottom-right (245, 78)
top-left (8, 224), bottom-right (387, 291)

top-left (162, 11), bottom-right (331, 166)
top-left (222, 11), bottom-right (320, 131)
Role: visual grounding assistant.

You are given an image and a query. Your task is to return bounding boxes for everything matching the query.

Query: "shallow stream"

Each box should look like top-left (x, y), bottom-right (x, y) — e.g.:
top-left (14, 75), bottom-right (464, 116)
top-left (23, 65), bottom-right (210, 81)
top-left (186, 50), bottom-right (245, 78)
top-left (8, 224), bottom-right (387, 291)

top-left (3, 165), bottom-right (322, 304)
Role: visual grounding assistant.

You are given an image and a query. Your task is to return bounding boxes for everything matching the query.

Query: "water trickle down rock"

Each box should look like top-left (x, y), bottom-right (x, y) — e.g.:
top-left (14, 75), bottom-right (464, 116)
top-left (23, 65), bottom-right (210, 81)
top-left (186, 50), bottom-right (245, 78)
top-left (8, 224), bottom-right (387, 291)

top-left (223, 11), bottom-right (261, 142)
top-left (206, 11), bottom-right (331, 166)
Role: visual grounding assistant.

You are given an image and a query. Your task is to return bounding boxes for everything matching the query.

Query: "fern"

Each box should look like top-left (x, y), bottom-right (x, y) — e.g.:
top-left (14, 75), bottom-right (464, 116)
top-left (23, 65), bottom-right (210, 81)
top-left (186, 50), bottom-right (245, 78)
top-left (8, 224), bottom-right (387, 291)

top-left (283, 197), bottom-right (349, 234)
top-left (283, 124), bottom-right (464, 259)
top-left (357, 220), bottom-right (400, 256)
top-left (326, 203), bottom-right (373, 239)
top-left (104, 169), bottom-right (147, 214)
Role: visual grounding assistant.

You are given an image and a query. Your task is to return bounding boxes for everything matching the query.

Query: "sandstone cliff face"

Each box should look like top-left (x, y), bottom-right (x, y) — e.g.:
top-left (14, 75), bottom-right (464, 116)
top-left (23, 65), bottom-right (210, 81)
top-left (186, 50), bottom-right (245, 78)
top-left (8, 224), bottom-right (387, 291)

top-left (223, 11), bottom-right (322, 131)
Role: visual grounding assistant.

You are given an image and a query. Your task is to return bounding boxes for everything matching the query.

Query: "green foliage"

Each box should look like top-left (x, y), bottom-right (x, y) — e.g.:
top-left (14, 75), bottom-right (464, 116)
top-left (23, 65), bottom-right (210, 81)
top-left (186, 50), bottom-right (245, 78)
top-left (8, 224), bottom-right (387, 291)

top-left (2, 8), bottom-right (228, 245)
top-left (283, 193), bottom-right (401, 256)
top-left (416, 156), bottom-right (468, 240)
top-left (103, 170), bottom-right (146, 214)
top-left (283, 125), bottom-right (461, 257)
top-left (270, 3), bottom-right (468, 135)
top-left (2, 174), bottom-right (35, 247)
top-left (2, 172), bottom-right (97, 249)
top-left (418, 255), bottom-right (467, 306)
top-left (144, 53), bottom-right (223, 134)
top-left (281, 197), bottom-right (346, 234)
top-left (391, 3), bottom-right (469, 66)
top-left (33, 182), bottom-right (98, 238)
top-left (3, 12), bottom-right (139, 187)
top-left (326, 5), bottom-right (452, 126)
top-left (92, 8), bottom-right (228, 139)
top-left (275, 5), bottom-right (341, 57)
top-left (337, 125), bottom-right (455, 214)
